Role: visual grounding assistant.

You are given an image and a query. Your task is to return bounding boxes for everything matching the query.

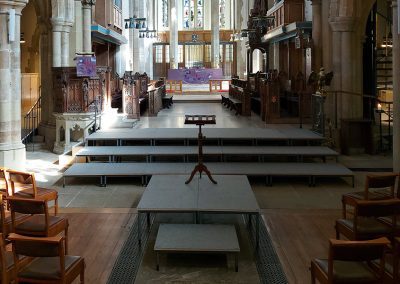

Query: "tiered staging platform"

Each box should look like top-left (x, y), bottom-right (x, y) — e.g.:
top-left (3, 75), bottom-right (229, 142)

top-left (85, 128), bottom-right (324, 146)
top-left (63, 128), bottom-right (354, 187)
top-left (75, 146), bottom-right (339, 162)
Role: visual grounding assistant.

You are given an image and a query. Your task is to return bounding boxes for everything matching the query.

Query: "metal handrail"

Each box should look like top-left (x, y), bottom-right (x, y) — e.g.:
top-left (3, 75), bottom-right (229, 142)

top-left (323, 90), bottom-right (394, 151)
top-left (325, 90), bottom-right (378, 129)
top-left (375, 99), bottom-right (393, 151)
top-left (87, 97), bottom-right (102, 133)
top-left (21, 86), bottom-right (42, 149)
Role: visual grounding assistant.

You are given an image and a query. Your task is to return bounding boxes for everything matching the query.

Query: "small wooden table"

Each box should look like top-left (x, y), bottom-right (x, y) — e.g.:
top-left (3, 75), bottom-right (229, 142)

top-left (154, 224), bottom-right (240, 271)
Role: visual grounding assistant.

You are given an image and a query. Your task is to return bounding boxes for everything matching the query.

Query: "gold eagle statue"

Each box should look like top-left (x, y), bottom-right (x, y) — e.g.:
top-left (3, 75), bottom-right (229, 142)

top-left (308, 68), bottom-right (334, 95)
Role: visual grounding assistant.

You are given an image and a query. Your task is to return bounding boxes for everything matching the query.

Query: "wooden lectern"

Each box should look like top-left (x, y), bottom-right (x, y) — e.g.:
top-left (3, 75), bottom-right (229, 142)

top-left (184, 115), bottom-right (217, 184)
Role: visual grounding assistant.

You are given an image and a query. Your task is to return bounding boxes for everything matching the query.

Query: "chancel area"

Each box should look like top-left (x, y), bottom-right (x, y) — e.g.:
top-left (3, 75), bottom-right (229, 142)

top-left (0, 0), bottom-right (400, 283)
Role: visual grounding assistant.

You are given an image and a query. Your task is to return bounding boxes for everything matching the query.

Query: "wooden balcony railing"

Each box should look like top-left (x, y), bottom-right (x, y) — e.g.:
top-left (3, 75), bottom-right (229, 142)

top-left (267, 0), bottom-right (304, 31)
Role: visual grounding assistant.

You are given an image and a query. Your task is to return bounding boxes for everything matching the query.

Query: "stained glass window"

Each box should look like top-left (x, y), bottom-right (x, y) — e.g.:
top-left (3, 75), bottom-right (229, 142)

top-left (114, 0), bottom-right (122, 9)
top-left (162, 0), bottom-right (168, 28)
top-left (219, 0), bottom-right (226, 28)
top-left (183, 0), bottom-right (203, 29)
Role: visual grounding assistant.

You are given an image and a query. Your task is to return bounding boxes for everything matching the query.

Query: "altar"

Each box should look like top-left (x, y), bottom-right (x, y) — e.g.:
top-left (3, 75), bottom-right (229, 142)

top-left (168, 68), bottom-right (223, 84)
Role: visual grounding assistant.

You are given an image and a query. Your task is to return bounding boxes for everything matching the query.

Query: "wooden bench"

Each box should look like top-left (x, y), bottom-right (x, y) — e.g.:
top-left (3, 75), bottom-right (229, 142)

top-left (221, 94), bottom-right (230, 107)
top-left (162, 94), bottom-right (173, 108)
top-left (229, 98), bottom-right (242, 115)
top-left (221, 95), bottom-right (242, 115)
top-left (63, 162), bottom-right (354, 187)
top-left (154, 224), bottom-right (240, 271)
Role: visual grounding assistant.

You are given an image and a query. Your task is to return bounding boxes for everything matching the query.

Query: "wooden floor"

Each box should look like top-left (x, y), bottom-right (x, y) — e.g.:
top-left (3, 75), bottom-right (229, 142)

top-left (60, 209), bottom-right (136, 284)
top-left (262, 209), bottom-right (341, 284)
top-left (59, 208), bottom-right (340, 284)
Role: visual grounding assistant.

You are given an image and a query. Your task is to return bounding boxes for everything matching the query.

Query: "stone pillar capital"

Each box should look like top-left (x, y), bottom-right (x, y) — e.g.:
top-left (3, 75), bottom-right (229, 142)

top-left (329, 17), bottom-right (357, 32)
top-left (0, 0), bottom-right (28, 14)
top-left (81, 0), bottom-right (95, 8)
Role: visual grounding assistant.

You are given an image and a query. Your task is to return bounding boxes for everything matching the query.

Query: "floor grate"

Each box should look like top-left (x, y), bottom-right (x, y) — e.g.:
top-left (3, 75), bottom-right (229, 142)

top-left (247, 216), bottom-right (288, 284)
top-left (107, 214), bottom-right (154, 284)
top-left (107, 214), bottom-right (287, 284)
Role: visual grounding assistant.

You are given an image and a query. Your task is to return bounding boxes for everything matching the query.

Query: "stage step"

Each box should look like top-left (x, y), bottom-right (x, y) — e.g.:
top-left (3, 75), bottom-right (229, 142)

top-left (85, 128), bottom-right (324, 146)
top-left (75, 145), bottom-right (338, 162)
top-left (63, 162), bottom-right (354, 187)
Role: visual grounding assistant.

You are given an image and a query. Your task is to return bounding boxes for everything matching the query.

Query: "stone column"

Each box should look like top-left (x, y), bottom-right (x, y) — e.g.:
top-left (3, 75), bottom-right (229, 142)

top-left (51, 19), bottom-right (63, 67)
top-left (340, 19), bottom-right (356, 118)
top-left (61, 23), bottom-right (73, 66)
top-left (330, 18), bottom-right (362, 120)
top-left (321, 0), bottom-right (332, 70)
top-left (132, 0), bottom-right (146, 73)
top-left (392, 0), bottom-right (400, 171)
top-left (329, 29), bottom-right (341, 121)
top-left (0, 0), bottom-right (28, 169)
top-left (211, 0), bottom-right (220, 69)
top-left (71, 0), bottom-right (83, 65)
top-left (311, 0), bottom-right (322, 71)
top-left (81, 0), bottom-right (94, 53)
top-left (169, 0), bottom-right (178, 69)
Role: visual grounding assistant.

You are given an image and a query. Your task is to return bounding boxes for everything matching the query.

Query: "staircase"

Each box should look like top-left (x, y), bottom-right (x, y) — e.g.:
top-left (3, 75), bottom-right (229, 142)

top-left (22, 95), bottom-right (42, 151)
top-left (376, 47), bottom-right (392, 92)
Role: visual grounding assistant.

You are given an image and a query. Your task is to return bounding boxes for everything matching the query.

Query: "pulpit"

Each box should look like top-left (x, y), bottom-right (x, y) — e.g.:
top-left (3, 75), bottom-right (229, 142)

top-left (52, 66), bottom-right (110, 154)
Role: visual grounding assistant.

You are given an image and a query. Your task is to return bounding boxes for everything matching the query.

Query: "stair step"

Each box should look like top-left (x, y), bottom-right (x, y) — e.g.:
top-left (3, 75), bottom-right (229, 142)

top-left (25, 142), bottom-right (47, 152)
top-left (376, 47), bottom-right (392, 51)
top-left (377, 60), bottom-right (392, 64)
top-left (32, 135), bottom-right (44, 143)
top-left (376, 86), bottom-right (393, 90)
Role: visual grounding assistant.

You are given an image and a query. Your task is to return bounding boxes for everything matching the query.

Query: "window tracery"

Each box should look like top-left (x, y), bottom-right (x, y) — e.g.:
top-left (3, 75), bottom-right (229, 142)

top-left (162, 0), bottom-right (168, 27)
top-left (183, 0), bottom-right (203, 29)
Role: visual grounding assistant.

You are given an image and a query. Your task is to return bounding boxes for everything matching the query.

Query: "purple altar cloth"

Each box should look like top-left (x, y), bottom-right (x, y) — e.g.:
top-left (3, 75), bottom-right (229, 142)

top-left (168, 68), bottom-right (223, 84)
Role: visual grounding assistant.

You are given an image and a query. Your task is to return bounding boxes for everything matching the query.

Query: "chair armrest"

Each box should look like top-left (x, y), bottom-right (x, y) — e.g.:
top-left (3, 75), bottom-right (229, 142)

top-left (341, 195), bottom-right (358, 218)
top-left (8, 233), bottom-right (63, 244)
top-left (330, 237), bottom-right (390, 247)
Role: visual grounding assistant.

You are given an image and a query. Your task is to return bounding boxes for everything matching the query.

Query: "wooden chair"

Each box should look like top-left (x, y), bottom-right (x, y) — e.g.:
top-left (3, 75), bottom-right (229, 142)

top-left (0, 195), bottom-right (30, 243)
top-left (7, 197), bottom-right (69, 253)
top-left (394, 237), bottom-right (400, 283)
top-left (7, 169), bottom-right (58, 215)
top-left (9, 233), bottom-right (85, 284)
top-left (336, 199), bottom-right (400, 241)
top-left (0, 167), bottom-right (9, 201)
top-left (342, 174), bottom-right (398, 219)
top-left (311, 237), bottom-right (390, 284)
top-left (0, 233), bottom-right (17, 284)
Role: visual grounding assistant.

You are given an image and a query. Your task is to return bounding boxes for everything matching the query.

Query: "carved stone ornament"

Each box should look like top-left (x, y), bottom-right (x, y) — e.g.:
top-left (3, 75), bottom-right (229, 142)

top-left (81, 0), bottom-right (96, 7)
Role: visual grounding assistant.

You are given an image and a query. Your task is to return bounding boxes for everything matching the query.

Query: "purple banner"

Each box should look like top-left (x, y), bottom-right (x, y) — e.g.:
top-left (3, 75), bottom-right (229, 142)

top-left (76, 56), bottom-right (97, 78)
top-left (168, 68), bottom-right (223, 84)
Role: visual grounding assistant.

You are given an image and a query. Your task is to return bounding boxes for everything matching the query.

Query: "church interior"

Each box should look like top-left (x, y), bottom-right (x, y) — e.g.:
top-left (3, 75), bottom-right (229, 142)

top-left (0, 0), bottom-right (400, 283)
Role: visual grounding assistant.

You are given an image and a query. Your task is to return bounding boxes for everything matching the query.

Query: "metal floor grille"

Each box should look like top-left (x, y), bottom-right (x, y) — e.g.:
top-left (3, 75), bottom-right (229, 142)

top-left (107, 214), bottom-right (287, 284)
top-left (247, 216), bottom-right (288, 284)
top-left (107, 214), bottom-right (153, 284)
